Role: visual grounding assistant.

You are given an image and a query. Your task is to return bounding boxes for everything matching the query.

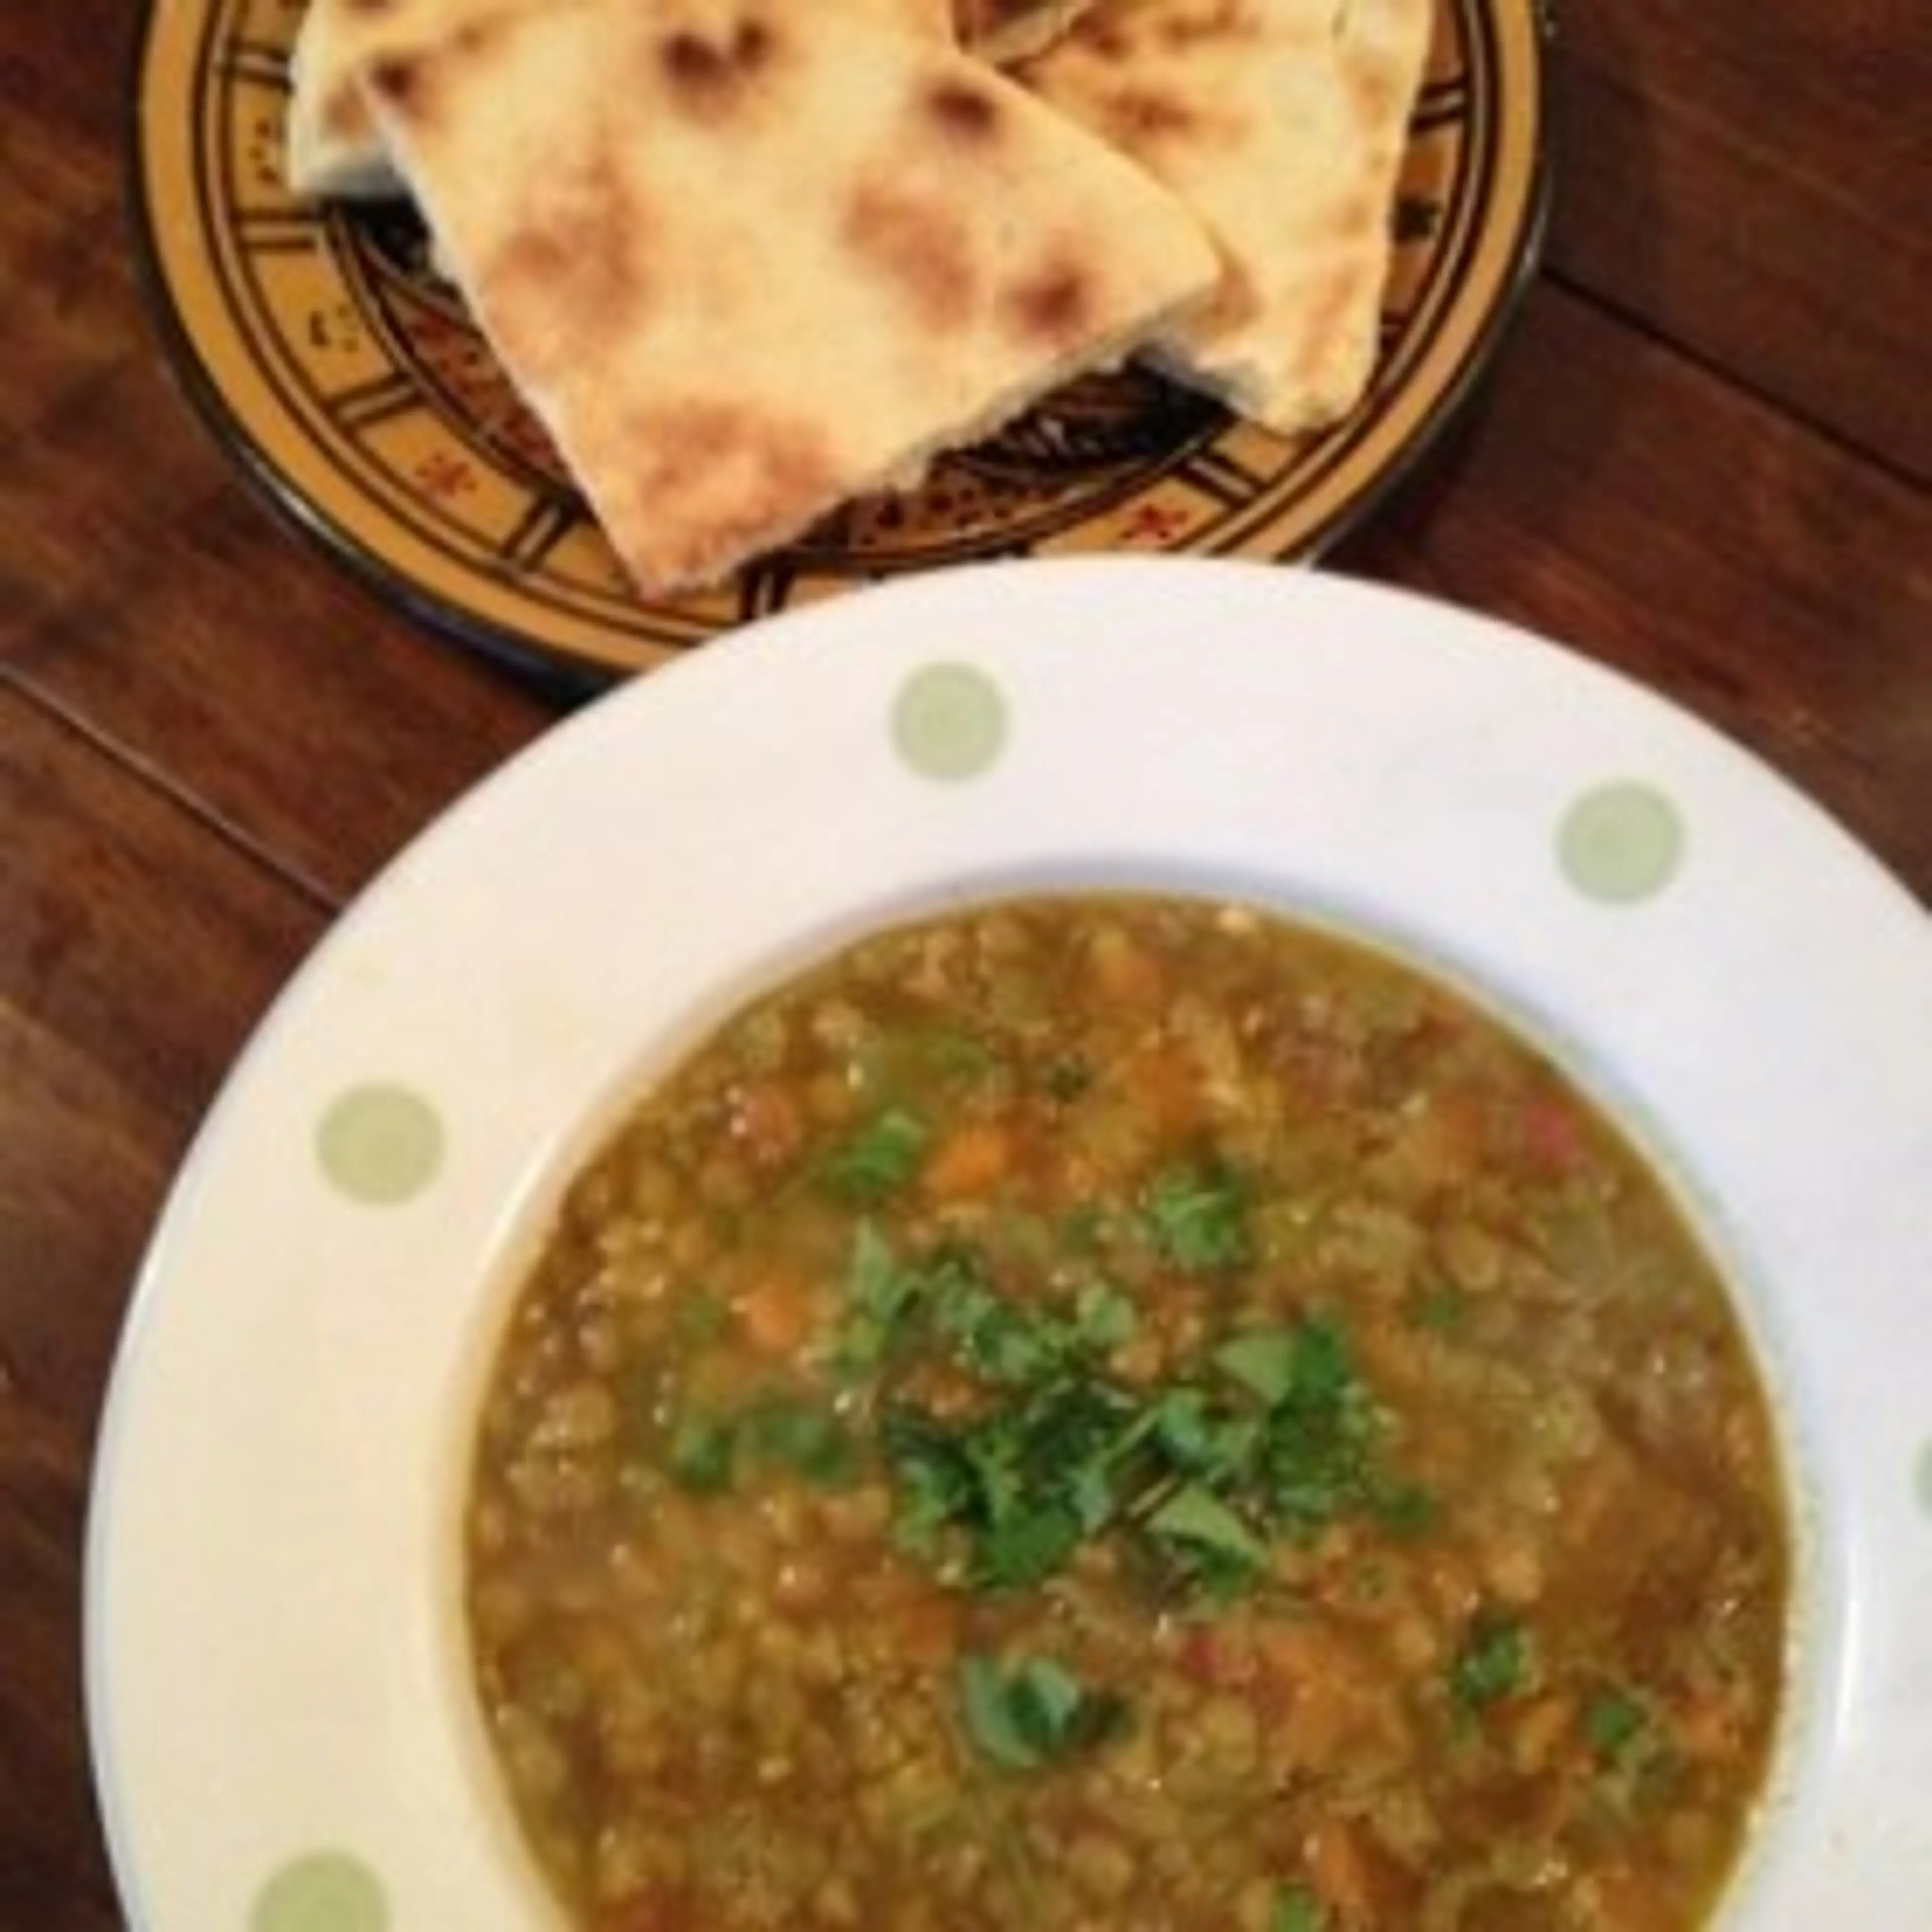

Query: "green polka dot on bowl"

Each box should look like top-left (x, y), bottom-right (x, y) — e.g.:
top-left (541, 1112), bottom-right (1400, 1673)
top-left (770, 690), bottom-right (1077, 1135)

top-left (251, 1850), bottom-right (387, 1932)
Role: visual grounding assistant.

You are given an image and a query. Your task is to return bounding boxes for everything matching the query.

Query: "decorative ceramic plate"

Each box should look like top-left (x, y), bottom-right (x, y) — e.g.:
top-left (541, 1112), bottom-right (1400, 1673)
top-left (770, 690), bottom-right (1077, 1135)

top-left (86, 561), bottom-right (1932, 1928)
top-left (131, 0), bottom-right (1549, 679)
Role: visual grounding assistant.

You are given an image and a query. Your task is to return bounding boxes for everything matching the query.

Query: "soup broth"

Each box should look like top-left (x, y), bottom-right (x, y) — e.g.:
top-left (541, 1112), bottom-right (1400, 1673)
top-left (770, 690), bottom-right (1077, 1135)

top-left (467, 895), bottom-right (1790, 1931)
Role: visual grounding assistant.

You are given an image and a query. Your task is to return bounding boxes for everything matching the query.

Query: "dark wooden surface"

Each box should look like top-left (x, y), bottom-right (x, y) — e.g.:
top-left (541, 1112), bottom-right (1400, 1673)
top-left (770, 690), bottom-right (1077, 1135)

top-left (3, 0), bottom-right (1927, 1923)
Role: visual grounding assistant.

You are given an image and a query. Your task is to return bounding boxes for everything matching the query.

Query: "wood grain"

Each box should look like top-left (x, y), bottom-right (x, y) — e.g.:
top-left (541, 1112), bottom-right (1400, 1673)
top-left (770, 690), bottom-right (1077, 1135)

top-left (0, 689), bottom-right (326, 1926)
top-left (1546, 0), bottom-right (1932, 478)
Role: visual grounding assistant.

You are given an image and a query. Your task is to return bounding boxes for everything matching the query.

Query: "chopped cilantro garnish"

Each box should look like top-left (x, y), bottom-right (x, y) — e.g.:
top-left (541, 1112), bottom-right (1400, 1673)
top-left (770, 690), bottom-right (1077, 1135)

top-left (935, 1274), bottom-right (1064, 1385)
top-left (820, 1107), bottom-right (929, 1204)
top-left (1149, 1385), bottom-right (1247, 1473)
top-left (831, 1226), bottom-right (1423, 1604)
top-left (1450, 1612), bottom-right (1534, 1712)
top-left (975, 1498), bottom-right (1087, 1590)
top-left (669, 1391), bottom-right (859, 1494)
top-left (882, 1371), bottom-right (1142, 1589)
top-left (1143, 1483), bottom-right (1269, 1580)
top-left (958, 1654), bottom-right (1124, 1770)
top-left (876, 1406), bottom-right (977, 1556)
top-left (1072, 1278), bottom-right (1137, 1351)
top-left (1142, 1161), bottom-right (1253, 1272)
top-left (1212, 1327), bottom-right (1304, 1405)
top-left (830, 1220), bottom-right (922, 1376)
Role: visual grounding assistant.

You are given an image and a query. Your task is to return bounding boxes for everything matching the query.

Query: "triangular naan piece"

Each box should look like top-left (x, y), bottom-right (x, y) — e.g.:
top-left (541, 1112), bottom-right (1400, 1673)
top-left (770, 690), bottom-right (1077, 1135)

top-left (1021, 0), bottom-right (1432, 434)
top-left (360, 0), bottom-right (1220, 594)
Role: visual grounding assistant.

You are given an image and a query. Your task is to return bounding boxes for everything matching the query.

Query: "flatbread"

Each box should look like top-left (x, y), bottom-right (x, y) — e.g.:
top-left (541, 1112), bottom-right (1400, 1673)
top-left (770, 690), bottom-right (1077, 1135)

top-left (286, 0), bottom-right (1074, 198)
top-left (360, 0), bottom-right (1221, 595)
top-left (1020, 0), bottom-right (1433, 434)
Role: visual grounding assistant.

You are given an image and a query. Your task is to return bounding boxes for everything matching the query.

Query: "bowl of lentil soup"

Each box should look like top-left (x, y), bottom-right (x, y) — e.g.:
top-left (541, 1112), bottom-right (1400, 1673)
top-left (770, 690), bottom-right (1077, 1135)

top-left (88, 560), bottom-right (1932, 1930)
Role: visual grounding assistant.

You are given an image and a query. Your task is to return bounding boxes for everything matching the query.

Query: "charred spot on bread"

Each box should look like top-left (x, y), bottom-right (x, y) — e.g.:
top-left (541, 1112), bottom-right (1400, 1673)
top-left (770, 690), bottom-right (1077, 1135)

top-left (484, 149), bottom-right (649, 380)
top-left (1001, 255), bottom-right (1096, 349)
top-left (364, 52), bottom-right (424, 114)
top-left (365, 15), bottom-right (509, 124)
top-left (1063, 15), bottom-right (1132, 61)
top-left (843, 182), bottom-right (979, 332)
top-left (923, 74), bottom-right (1004, 143)
top-left (343, 0), bottom-right (399, 15)
top-left (1105, 84), bottom-right (1200, 142)
top-left (657, 13), bottom-right (782, 115)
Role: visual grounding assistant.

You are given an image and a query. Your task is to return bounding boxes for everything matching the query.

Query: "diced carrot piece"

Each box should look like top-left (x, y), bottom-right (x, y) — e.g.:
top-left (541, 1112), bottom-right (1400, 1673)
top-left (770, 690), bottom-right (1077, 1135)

top-left (1585, 1861), bottom-right (1672, 1923)
top-left (1307, 1817), bottom-right (1376, 1921)
top-left (1519, 1089), bottom-right (1587, 1177)
top-left (734, 1272), bottom-right (814, 1356)
top-left (1180, 1625), bottom-right (1258, 1687)
top-left (920, 1120), bottom-right (1013, 1198)
top-left (1136, 1047), bottom-right (1204, 1133)
top-left (1674, 1688), bottom-right (1747, 1764)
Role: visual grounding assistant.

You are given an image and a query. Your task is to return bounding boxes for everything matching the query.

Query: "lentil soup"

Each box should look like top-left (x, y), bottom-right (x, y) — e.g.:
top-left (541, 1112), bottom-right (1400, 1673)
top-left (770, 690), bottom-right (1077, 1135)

top-left (466, 895), bottom-right (1790, 1931)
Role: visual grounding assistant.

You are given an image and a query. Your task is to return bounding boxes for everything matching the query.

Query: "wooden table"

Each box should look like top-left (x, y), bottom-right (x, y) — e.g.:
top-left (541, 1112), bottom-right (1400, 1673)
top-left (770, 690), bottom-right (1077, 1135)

top-left (4, 0), bottom-right (1927, 1923)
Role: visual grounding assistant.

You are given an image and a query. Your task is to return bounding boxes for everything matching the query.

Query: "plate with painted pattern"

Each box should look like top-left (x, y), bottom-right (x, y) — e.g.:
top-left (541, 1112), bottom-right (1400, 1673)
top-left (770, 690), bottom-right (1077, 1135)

top-left (131, 0), bottom-right (1550, 679)
top-left (86, 562), bottom-right (1932, 1929)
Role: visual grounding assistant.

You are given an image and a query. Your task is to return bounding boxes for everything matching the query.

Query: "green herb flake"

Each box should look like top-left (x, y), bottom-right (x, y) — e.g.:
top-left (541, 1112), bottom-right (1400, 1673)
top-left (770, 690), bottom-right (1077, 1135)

top-left (1149, 1386), bottom-right (1232, 1470)
top-left (957, 1654), bottom-right (1124, 1771)
top-left (667, 1413), bottom-right (737, 1493)
top-left (1450, 1613), bottom-right (1534, 1712)
top-left (878, 1407), bottom-right (976, 1557)
top-left (1142, 1162), bottom-right (1253, 1272)
top-left (934, 1273), bottom-right (1061, 1385)
top-left (1212, 1327), bottom-right (1302, 1405)
top-left (1144, 1483), bottom-right (1269, 1576)
top-left (742, 1393), bottom-right (860, 1488)
top-left (821, 1107), bottom-right (929, 1204)
top-left (975, 1499), bottom-right (1086, 1590)
top-left (1585, 1687), bottom-right (1650, 1760)
top-left (1072, 1279), bottom-right (1137, 1352)
top-left (832, 1221), bottom-right (924, 1376)
top-left (1271, 1882), bottom-right (1328, 1932)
